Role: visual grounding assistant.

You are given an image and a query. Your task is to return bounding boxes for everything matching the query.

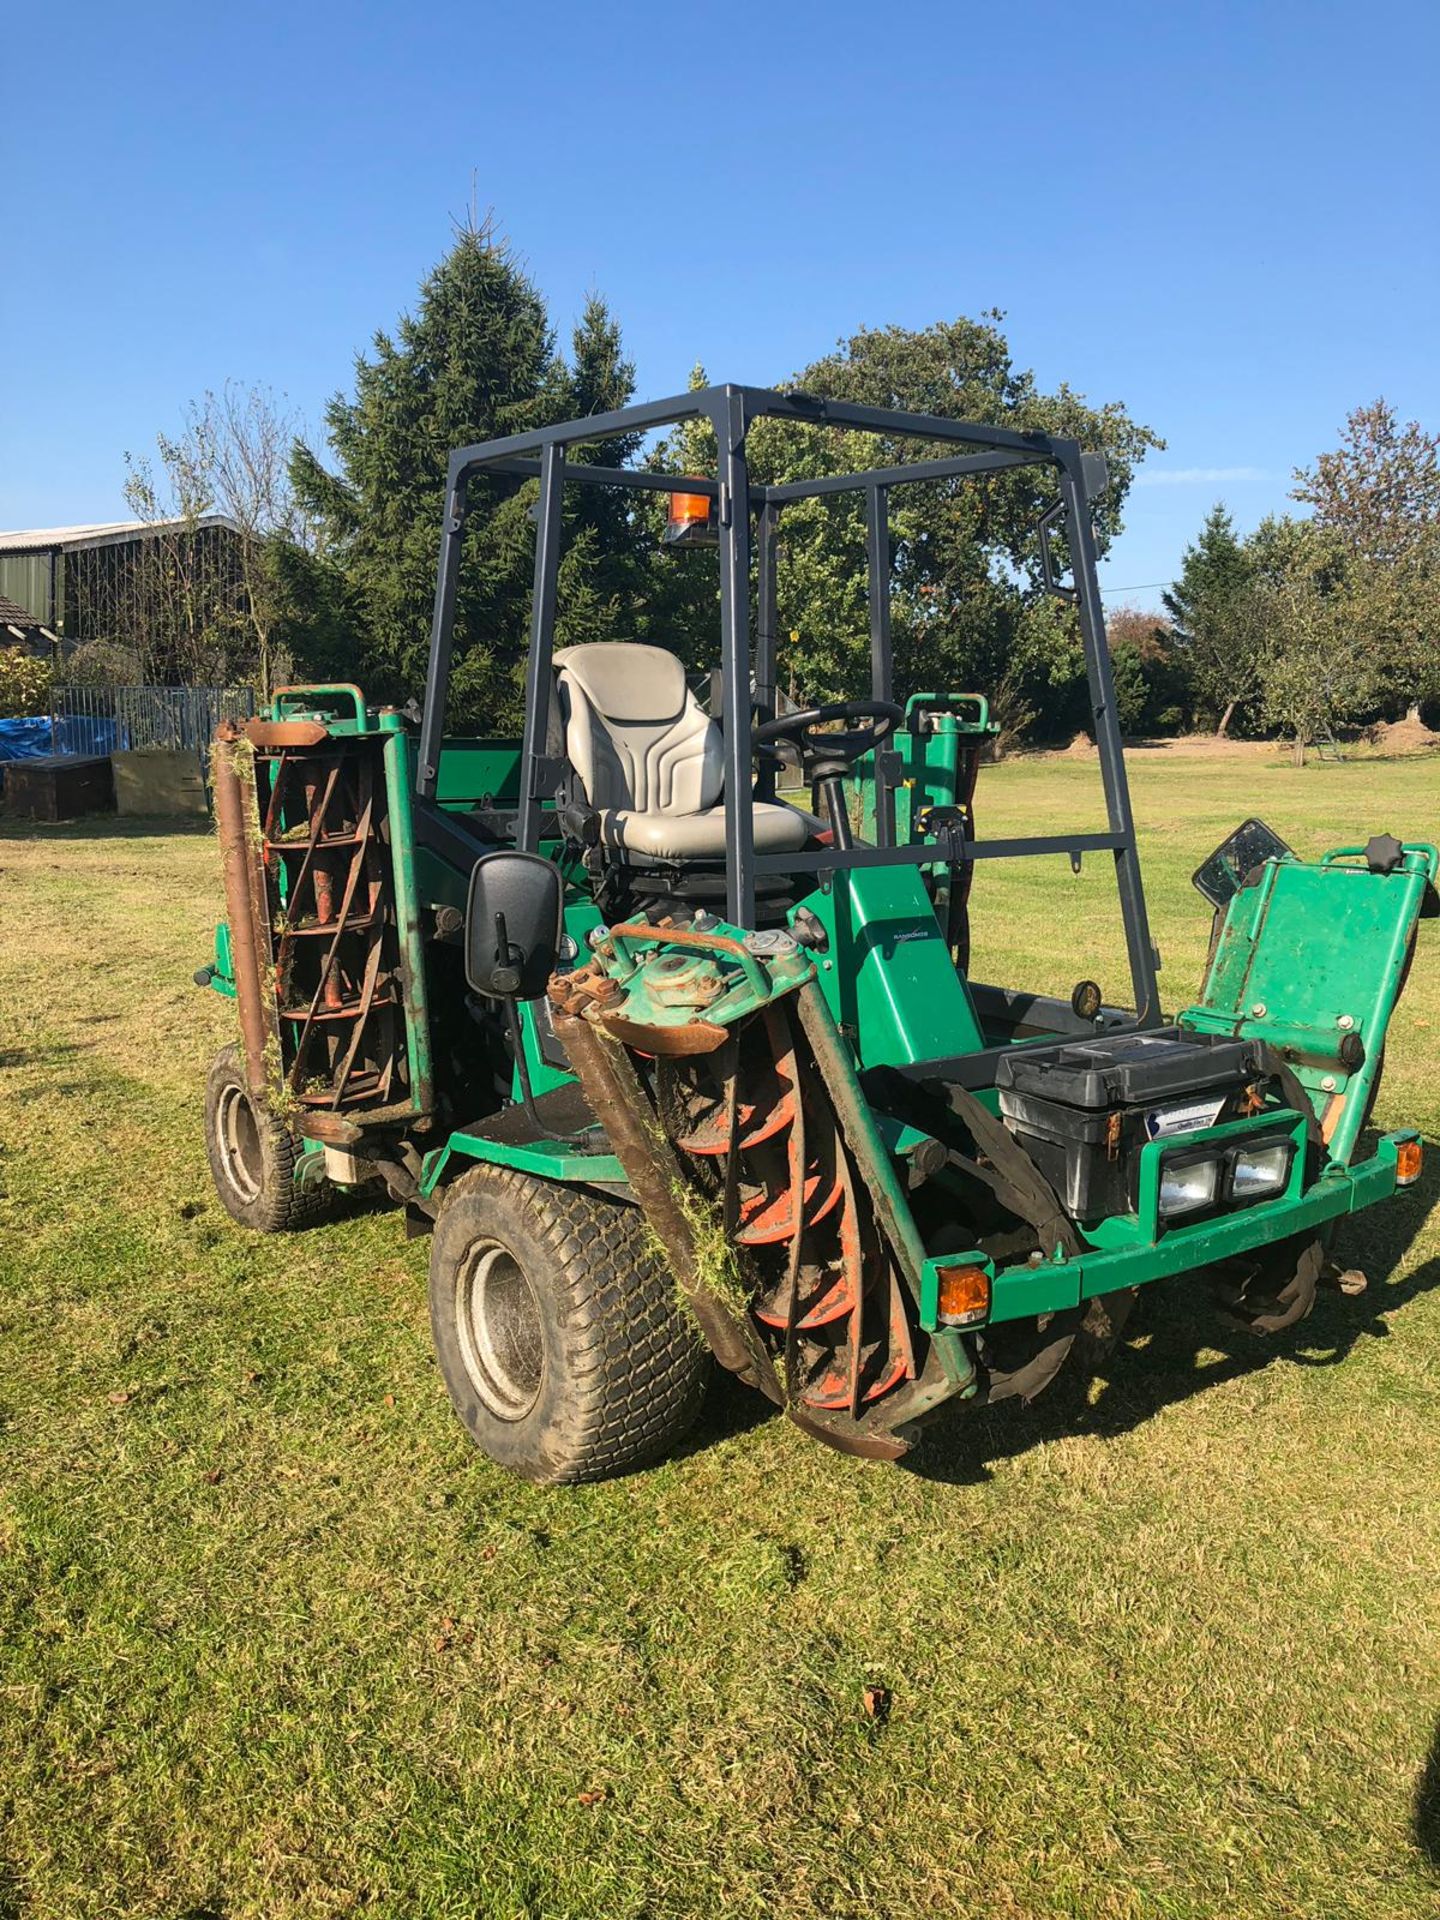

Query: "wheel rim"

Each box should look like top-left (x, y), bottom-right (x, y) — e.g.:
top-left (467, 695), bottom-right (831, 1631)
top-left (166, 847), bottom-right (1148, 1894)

top-left (216, 1082), bottom-right (264, 1204)
top-left (454, 1238), bottom-right (545, 1420)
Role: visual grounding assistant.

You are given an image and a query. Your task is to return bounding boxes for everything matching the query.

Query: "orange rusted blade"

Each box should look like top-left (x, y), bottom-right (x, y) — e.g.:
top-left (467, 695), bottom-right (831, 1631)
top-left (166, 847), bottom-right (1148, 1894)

top-left (861, 1348), bottom-right (910, 1405)
top-left (676, 1096), bottom-right (758, 1155)
top-left (802, 1339), bottom-right (909, 1413)
top-left (296, 1111), bottom-right (361, 1145)
top-left (245, 719), bottom-right (330, 749)
top-left (735, 1183), bottom-right (805, 1246)
top-left (734, 1136), bottom-right (800, 1245)
top-left (676, 1082), bottom-right (799, 1154)
top-left (794, 1254), bottom-right (859, 1330)
top-left (597, 1011), bottom-right (730, 1056)
top-left (753, 1250), bottom-right (859, 1332)
top-left (883, 1257), bottom-right (917, 1383)
top-left (805, 1174), bottom-right (844, 1229)
top-left (738, 1092), bottom-right (796, 1150)
top-left (786, 1405), bottom-right (909, 1460)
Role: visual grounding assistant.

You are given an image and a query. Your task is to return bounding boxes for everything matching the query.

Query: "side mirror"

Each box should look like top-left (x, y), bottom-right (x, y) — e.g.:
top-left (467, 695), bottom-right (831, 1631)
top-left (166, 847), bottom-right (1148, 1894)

top-left (465, 851), bottom-right (563, 1000)
top-left (1192, 817), bottom-right (1294, 910)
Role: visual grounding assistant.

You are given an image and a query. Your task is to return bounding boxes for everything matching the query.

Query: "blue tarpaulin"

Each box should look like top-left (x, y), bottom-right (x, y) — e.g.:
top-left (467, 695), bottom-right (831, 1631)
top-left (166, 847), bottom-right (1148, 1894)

top-left (0, 716), bottom-right (56, 760)
top-left (0, 714), bottom-right (121, 761)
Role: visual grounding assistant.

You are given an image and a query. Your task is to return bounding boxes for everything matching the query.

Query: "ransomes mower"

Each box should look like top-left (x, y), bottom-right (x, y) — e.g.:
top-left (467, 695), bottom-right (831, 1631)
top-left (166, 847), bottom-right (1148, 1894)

top-left (198, 384), bottom-right (1436, 1481)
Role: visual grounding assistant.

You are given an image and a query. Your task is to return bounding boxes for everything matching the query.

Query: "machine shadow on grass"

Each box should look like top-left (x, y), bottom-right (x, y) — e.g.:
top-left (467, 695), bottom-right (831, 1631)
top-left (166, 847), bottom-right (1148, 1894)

top-left (676, 1365), bottom-right (782, 1458)
top-left (901, 1143), bottom-right (1440, 1486)
top-left (1415, 1714), bottom-right (1440, 1872)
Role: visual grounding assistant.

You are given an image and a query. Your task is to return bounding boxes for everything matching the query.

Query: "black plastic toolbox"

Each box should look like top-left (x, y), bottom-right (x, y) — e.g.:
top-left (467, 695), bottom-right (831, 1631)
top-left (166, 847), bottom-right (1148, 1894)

top-left (994, 1027), bottom-right (1263, 1220)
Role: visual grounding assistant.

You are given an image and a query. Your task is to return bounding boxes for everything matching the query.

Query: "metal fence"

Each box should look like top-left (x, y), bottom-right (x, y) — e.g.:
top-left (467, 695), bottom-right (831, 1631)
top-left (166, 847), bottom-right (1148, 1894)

top-left (48, 684), bottom-right (255, 757)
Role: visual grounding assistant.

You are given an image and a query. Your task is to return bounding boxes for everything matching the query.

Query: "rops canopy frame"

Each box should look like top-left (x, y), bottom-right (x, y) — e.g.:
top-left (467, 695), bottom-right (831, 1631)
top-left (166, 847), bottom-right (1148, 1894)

top-left (414, 382), bottom-right (1159, 1024)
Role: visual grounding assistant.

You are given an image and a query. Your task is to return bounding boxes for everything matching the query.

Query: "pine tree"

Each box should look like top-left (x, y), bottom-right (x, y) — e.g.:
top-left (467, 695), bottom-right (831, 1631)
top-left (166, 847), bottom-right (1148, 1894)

top-left (288, 223), bottom-right (640, 724)
top-left (550, 295), bottom-right (648, 654)
top-left (1163, 505), bottom-right (1256, 734)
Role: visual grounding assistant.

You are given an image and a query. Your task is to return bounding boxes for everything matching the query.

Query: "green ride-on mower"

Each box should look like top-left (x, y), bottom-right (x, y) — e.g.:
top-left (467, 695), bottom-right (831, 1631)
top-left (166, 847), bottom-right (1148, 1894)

top-left (198, 384), bottom-right (1436, 1481)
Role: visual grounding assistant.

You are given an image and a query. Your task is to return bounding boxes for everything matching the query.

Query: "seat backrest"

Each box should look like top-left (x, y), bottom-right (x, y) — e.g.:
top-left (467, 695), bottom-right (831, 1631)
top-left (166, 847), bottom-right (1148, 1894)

top-left (553, 643), bottom-right (722, 815)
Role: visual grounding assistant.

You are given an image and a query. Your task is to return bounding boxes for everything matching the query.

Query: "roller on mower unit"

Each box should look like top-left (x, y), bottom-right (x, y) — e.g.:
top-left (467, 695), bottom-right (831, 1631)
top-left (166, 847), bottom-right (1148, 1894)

top-left (197, 383), bottom-right (1436, 1482)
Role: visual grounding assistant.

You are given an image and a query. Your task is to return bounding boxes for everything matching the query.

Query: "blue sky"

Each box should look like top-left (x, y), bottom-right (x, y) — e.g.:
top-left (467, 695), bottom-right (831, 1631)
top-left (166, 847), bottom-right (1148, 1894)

top-left (3, 0), bottom-right (1436, 612)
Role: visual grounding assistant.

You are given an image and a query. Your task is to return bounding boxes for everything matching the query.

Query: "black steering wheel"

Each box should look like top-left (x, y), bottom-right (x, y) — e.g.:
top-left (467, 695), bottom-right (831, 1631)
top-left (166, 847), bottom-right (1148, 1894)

top-left (753, 699), bottom-right (903, 769)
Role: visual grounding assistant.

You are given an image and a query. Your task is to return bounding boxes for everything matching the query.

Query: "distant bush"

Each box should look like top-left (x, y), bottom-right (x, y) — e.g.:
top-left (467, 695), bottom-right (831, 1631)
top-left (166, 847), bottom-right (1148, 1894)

top-left (1106, 605), bottom-right (1190, 736)
top-left (1110, 642), bottom-right (1150, 735)
top-left (0, 647), bottom-right (53, 717)
top-left (64, 639), bottom-right (145, 688)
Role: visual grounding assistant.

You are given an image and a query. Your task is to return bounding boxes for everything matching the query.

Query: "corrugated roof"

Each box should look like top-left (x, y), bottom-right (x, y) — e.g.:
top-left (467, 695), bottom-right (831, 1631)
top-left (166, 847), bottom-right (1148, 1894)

top-left (0, 515), bottom-right (239, 553)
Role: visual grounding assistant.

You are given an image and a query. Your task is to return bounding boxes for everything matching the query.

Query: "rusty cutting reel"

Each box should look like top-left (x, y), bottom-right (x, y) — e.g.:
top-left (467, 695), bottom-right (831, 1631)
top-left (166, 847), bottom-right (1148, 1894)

top-left (655, 1003), bottom-right (918, 1422)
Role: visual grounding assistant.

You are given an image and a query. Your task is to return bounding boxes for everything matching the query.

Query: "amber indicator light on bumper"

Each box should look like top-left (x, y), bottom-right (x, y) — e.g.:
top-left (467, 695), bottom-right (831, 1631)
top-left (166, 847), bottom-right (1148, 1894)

top-left (1396, 1139), bottom-right (1423, 1187)
top-left (936, 1265), bottom-right (991, 1327)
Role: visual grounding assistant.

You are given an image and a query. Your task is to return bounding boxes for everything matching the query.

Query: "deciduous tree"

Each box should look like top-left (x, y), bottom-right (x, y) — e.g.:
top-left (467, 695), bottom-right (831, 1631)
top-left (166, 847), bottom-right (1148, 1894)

top-left (1250, 519), bottom-right (1384, 763)
top-left (1291, 399), bottom-right (1440, 714)
top-left (125, 382), bottom-right (304, 691)
top-left (648, 317), bottom-right (1160, 742)
top-left (144, 383), bottom-right (306, 694)
top-left (122, 440), bottom-right (239, 686)
top-left (1105, 606), bottom-right (1185, 734)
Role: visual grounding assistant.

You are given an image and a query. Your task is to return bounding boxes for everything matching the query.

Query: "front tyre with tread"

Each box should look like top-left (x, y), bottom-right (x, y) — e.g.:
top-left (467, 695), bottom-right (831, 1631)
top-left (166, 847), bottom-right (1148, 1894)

top-left (204, 1045), bottom-right (332, 1232)
top-left (429, 1164), bottom-right (710, 1484)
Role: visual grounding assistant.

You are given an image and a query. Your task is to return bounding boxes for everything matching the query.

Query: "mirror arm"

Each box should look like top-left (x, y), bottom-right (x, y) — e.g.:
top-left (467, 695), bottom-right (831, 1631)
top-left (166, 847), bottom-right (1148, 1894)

top-left (503, 999), bottom-right (599, 1150)
top-left (491, 911), bottom-right (523, 996)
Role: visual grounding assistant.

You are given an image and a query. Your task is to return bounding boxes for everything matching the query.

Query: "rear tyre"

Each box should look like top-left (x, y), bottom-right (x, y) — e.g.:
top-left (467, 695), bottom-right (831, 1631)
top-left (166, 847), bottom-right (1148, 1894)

top-left (977, 1288), bottom-right (1138, 1405)
top-left (429, 1164), bottom-right (710, 1484)
top-left (1213, 1232), bottom-right (1323, 1334)
top-left (204, 1045), bottom-right (331, 1232)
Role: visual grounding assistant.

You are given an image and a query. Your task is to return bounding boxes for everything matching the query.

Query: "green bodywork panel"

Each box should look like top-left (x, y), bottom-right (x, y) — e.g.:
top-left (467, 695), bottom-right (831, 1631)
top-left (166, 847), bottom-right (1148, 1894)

top-left (431, 739), bottom-right (522, 808)
top-left (379, 723), bottom-right (436, 1115)
top-left (1178, 842), bottom-right (1438, 1167)
top-left (799, 863), bottom-right (986, 1066)
top-left (417, 737), bottom-right (528, 916)
top-left (848, 692), bottom-right (997, 846)
top-left (209, 920), bottom-right (236, 997)
top-left (422, 1130), bottom-right (624, 1192)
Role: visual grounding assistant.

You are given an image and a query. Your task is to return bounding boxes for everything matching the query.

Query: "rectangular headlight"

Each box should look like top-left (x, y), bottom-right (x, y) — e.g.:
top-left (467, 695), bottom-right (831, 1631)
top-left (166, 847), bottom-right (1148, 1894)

top-left (1158, 1153), bottom-right (1220, 1218)
top-left (1228, 1140), bottom-right (1293, 1202)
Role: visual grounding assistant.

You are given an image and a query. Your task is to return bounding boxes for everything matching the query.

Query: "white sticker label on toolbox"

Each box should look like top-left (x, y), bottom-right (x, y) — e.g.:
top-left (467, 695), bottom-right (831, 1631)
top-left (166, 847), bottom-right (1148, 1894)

top-left (1145, 1096), bottom-right (1226, 1139)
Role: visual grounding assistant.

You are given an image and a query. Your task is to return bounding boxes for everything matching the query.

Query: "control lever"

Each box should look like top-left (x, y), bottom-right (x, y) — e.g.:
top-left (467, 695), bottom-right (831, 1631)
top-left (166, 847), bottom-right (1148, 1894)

top-left (557, 801), bottom-right (601, 849)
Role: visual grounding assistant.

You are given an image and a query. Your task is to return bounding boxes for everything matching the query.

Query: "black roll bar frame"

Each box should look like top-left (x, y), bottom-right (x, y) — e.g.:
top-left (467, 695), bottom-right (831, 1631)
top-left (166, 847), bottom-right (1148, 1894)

top-left (415, 383), bottom-right (1159, 1023)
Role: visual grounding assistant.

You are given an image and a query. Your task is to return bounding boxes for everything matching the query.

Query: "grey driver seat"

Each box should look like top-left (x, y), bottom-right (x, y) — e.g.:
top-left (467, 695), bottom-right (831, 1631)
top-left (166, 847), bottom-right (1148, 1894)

top-left (552, 642), bottom-right (813, 861)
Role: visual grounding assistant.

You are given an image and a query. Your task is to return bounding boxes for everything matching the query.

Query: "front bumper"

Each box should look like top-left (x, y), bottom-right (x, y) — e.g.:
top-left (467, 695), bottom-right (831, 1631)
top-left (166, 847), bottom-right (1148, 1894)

top-left (920, 1114), bottom-right (1420, 1331)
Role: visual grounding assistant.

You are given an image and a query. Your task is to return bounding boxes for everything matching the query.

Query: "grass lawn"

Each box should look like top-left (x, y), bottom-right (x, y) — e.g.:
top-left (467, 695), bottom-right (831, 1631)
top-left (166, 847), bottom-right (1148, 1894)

top-left (2, 748), bottom-right (1439, 1919)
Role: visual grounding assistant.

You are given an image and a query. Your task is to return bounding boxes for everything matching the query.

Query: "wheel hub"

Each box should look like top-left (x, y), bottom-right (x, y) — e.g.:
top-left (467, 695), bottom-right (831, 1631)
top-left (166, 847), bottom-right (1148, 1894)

top-left (455, 1239), bottom-right (545, 1420)
top-left (216, 1082), bottom-right (263, 1204)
